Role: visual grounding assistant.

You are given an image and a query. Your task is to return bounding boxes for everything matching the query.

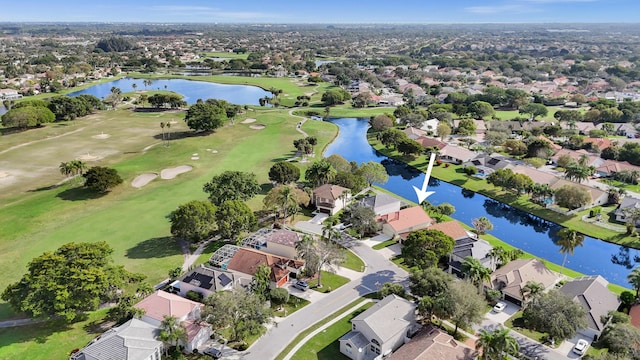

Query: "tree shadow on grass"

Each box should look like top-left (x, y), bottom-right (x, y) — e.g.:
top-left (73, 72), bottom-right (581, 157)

top-left (260, 183), bottom-right (273, 195)
top-left (0, 319), bottom-right (73, 347)
top-left (28, 184), bottom-right (64, 192)
top-left (126, 236), bottom-right (181, 259)
top-left (56, 187), bottom-right (105, 201)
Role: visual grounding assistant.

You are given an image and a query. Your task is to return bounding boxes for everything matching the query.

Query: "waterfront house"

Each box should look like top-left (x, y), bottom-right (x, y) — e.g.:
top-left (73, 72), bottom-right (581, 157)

top-left (312, 184), bottom-right (351, 215)
top-left (488, 258), bottom-right (560, 305)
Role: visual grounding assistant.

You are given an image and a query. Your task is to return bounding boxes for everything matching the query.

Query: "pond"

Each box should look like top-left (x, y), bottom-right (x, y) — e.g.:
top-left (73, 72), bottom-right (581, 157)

top-left (325, 117), bottom-right (639, 288)
top-left (67, 77), bottom-right (272, 106)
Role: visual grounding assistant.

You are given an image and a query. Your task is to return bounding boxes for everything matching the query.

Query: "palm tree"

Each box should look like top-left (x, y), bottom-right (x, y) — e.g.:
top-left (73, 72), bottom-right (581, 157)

top-left (59, 161), bottom-right (73, 178)
top-left (628, 267), bottom-right (640, 300)
top-left (278, 185), bottom-right (299, 224)
top-left (322, 221), bottom-right (341, 243)
top-left (488, 246), bottom-right (508, 269)
top-left (461, 256), bottom-right (491, 294)
top-left (69, 159), bottom-right (87, 177)
top-left (165, 122), bottom-right (171, 146)
top-left (305, 160), bottom-right (336, 187)
top-left (557, 228), bottom-right (585, 269)
top-left (520, 281), bottom-right (544, 306)
top-left (160, 122), bottom-right (166, 142)
top-left (159, 315), bottom-right (187, 355)
top-left (476, 327), bottom-right (519, 360)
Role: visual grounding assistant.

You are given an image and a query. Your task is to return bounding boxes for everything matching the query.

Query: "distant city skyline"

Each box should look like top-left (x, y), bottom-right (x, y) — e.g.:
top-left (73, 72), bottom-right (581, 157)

top-left (1, 0), bottom-right (638, 24)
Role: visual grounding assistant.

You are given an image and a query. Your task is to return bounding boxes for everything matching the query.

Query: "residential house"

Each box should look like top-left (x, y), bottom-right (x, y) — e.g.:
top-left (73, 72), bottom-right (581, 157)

top-left (595, 160), bottom-right (640, 178)
top-left (169, 264), bottom-right (237, 299)
top-left (420, 118), bottom-right (440, 134)
top-left (551, 149), bottom-right (602, 168)
top-left (429, 221), bottom-right (495, 276)
top-left (537, 135), bottom-right (562, 153)
top-left (376, 206), bottom-right (433, 240)
top-left (549, 178), bottom-right (608, 208)
top-left (71, 318), bottom-right (163, 360)
top-left (453, 119), bottom-right (486, 134)
top-left (583, 137), bottom-right (612, 151)
top-left (574, 122), bottom-right (597, 136)
top-left (488, 258), bottom-right (560, 305)
top-left (415, 136), bottom-right (447, 150)
top-left (402, 126), bottom-right (427, 140)
top-left (339, 295), bottom-right (418, 360)
top-left (463, 153), bottom-right (513, 176)
top-left (0, 89), bottom-right (22, 101)
top-left (387, 325), bottom-right (476, 360)
top-left (134, 291), bottom-right (211, 353)
top-left (240, 228), bottom-right (303, 259)
top-left (226, 247), bottom-right (304, 288)
top-left (312, 184), bottom-right (351, 215)
top-left (615, 196), bottom-right (640, 224)
top-left (559, 276), bottom-right (620, 338)
top-left (438, 145), bottom-right (475, 164)
top-left (360, 193), bottom-right (402, 216)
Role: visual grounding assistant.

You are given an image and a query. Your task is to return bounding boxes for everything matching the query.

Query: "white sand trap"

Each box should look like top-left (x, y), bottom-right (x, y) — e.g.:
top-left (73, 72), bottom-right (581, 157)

top-left (250, 124), bottom-right (266, 130)
top-left (161, 165), bottom-right (193, 179)
top-left (241, 118), bottom-right (257, 124)
top-left (92, 133), bottom-right (111, 139)
top-left (131, 173), bottom-right (158, 188)
top-left (191, 156), bottom-right (199, 160)
top-left (169, 120), bottom-right (178, 124)
top-left (0, 171), bottom-right (9, 178)
top-left (192, 153), bottom-right (199, 156)
top-left (211, 150), bottom-right (218, 153)
top-left (77, 153), bottom-right (100, 161)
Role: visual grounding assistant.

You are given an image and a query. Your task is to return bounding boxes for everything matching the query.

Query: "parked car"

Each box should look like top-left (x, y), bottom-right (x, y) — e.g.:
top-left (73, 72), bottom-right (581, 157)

top-left (573, 339), bottom-right (589, 355)
top-left (293, 280), bottom-right (309, 291)
top-left (492, 302), bottom-right (507, 313)
top-left (203, 347), bottom-right (222, 359)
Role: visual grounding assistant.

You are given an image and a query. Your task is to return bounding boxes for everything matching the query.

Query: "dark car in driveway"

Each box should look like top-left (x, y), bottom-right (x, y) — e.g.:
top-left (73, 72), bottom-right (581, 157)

top-left (203, 347), bottom-right (222, 359)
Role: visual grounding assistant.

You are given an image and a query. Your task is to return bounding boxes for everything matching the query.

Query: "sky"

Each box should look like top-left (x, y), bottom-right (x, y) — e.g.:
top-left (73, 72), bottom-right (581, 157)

top-left (1, 0), bottom-right (638, 24)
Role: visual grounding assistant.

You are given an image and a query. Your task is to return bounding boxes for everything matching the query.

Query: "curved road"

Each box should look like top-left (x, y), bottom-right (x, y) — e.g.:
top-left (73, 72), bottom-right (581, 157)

top-left (242, 239), bottom-right (409, 360)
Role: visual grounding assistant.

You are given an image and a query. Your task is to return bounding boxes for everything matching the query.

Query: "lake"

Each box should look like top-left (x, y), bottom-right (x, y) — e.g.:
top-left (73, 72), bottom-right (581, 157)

top-left (325, 117), bottom-right (638, 288)
top-left (67, 77), bottom-right (272, 106)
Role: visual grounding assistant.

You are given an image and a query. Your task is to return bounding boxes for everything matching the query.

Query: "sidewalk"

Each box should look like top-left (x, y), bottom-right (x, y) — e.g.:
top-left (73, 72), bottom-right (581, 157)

top-left (280, 299), bottom-right (372, 360)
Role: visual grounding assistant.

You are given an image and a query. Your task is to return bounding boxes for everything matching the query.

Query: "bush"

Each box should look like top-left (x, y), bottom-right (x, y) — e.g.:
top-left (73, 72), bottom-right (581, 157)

top-left (463, 166), bottom-right (478, 176)
top-left (186, 290), bottom-right (204, 302)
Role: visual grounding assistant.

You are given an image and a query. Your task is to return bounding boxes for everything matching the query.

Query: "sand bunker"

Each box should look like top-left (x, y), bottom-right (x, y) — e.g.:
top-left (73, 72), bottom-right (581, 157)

top-left (191, 156), bottom-right (199, 160)
top-left (77, 153), bottom-right (100, 161)
top-left (92, 133), bottom-right (111, 139)
top-left (241, 118), bottom-right (257, 124)
top-left (161, 165), bottom-right (193, 180)
top-left (131, 173), bottom-right (158, 188)
top-left (0, 171), bottom-right (9, 179)
top-left (250, 124), bottom-right (266, 130)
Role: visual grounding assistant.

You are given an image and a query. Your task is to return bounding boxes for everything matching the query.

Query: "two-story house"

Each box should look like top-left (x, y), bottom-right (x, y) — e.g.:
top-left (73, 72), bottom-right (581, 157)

top-left (312, 184), bottom-right (351, 215)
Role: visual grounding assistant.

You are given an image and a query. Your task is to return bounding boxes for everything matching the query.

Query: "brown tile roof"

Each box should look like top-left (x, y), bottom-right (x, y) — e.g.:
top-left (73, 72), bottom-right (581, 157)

top-left (388, 325), bottom-right (476, 360)
top-left (630, 305), bottom-right (640, 330)
top-left (550, 178), bottom-right (606, 204)
top-left (490, 258), bottom-right (559, 302)
top-left (416, 136), bottom-right (447, 150)
top-left (377, 206), bottom-right (432, 233)
top-left (428, 221), bottom-right (469, 240)
top-left (312, 184), bottom-right (350, 201)
top-left (596, 160), bottom-right (640, 175)
top-left (511, 165), bottom-right (559, 185)
top-left (134, 290), bottom-right (200, 322)
top-left (266, 229), bottom-right (302, 248)
top-left (583, 137), bottom-right (612, 150)
top-left (439, 145), bottom-right (475, 162)
top-left (227, 248), bottom-right (304, 283)
top-left (537, 135), bottom-right (562, 151)
top-left (403, 126), bottom-right (427, 139)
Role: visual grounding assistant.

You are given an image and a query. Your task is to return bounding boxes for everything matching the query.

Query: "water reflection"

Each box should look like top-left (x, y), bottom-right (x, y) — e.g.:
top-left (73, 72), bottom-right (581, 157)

top-left (325, 117), bottom-right (639, 288)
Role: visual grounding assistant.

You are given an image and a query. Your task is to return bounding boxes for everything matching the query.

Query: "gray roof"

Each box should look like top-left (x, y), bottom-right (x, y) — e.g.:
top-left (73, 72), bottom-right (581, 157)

top-left (339, 330), bottom-right (370, 349)
top-left (178, 264), bottom-right (235, 291)
top-left (351, 295), bottom-right (416, 342)
top-left (560, 276), bottom-right (620, 332)
top-left (361, 193), bottom-right (401, 211)
top-left (73, 318), bottom-right (162, 360)
top-left (616, 196), bottom-right (640, 216)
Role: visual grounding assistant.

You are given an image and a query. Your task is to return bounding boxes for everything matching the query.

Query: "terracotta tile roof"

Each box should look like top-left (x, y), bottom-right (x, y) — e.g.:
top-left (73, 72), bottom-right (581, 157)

top-left (415, 136), bottom-right (447, 150)
top-left (630, 305), bottom-right (640, 330)
top-left (266, 229), bottom-right (302, 248)
top-left (134, 290), bottom-right (200, 322)
top-left (596, 160), bottom-right (640, 175)
top-left (388, 325), bottom-right (476, 360)
top-left (428, 221), bottom-right (469, 240)
top-left (227, 248), bottom-right (304, 283)
top-left (583, 137), bottom-right (612, 150)
top-left (183, 319), bottom-right (209, 342)
top-left (377, 206), bottom-right (432, 233)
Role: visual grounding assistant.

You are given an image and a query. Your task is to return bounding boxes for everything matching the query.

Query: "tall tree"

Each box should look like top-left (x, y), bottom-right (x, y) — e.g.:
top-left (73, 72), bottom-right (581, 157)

top-left (296, 235), bottom-right (345, 288)
top-left (2, 242), bottom-right (139, 321)
top-left (356, 161), bottom-right (389, 186)
top-left (305, 159), bottom-right (336, 187)
top-left (401, 229), bottom-right (455, 269)
top-left (169, 200), bottom-right (217, 243)
top-left (556, 228), bottom-right (585, 269)
top-left (461, 256), bottom-right (491, 294)
top-left (203, 290), bottom-right (272, 343)
top-left (628, 267), bottom-right (640, 300)
top-left (263, 185), bottom-right (309, 224)
top-left (215, 200), bottom-right (256, 241)
top-left (159, 315), bottom-right (187, 355)
top-left (522, 290), bottom-right (587, 342)
top-left (520, 281), bottom-right (545, 306)
top-left (203, 171), bottom-right (261, 206)
top-left (83, 166), bottom-right (123, 193)
top-left (476, 327), bottom-right (520, 360)
top-left (252, 264), bottom-right (272, 301)
top-left (472, 216), bottom-right (494, 236)
top-left (268, 162), bottom-right (301, 185)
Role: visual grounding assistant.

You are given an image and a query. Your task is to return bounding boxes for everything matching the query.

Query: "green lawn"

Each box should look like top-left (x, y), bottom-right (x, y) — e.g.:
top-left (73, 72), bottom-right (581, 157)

top-left (309, 271), bottom-right (350, 293)
top-left (0, 107), bottom-right (337, 325)
top-left (372, 238), bottom-right (398, 250)
top-left (290, 302), bottom-right (374, 360)
top-left (271, 295), bottom-right (310, 317)
top-left (200, 51), bottom-right (249, 59)
top-left (504, 311), bottom-right (548, 344)
top-left (342, 248), bottom-right (365, 272)
top-left (0, 309), bottom-right (109, 360)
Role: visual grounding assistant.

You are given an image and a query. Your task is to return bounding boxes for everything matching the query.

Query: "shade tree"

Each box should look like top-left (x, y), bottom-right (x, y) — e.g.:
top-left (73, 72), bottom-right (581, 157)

top-left (401, 229), bottom-right (455, 269)
top-left (203, 171), bottom-right (261, 206)
top-left (169, 200), bottom-right (217, 243)
top-left (215, 200), bottom-right (256, 241)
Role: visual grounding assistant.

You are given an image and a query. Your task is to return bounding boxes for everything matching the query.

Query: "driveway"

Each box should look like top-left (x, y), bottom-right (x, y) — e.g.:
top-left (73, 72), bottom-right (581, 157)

top-left (241, 239), bottom-right (409, 360)
top-left (484, 300), bottom-right (519, 324)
